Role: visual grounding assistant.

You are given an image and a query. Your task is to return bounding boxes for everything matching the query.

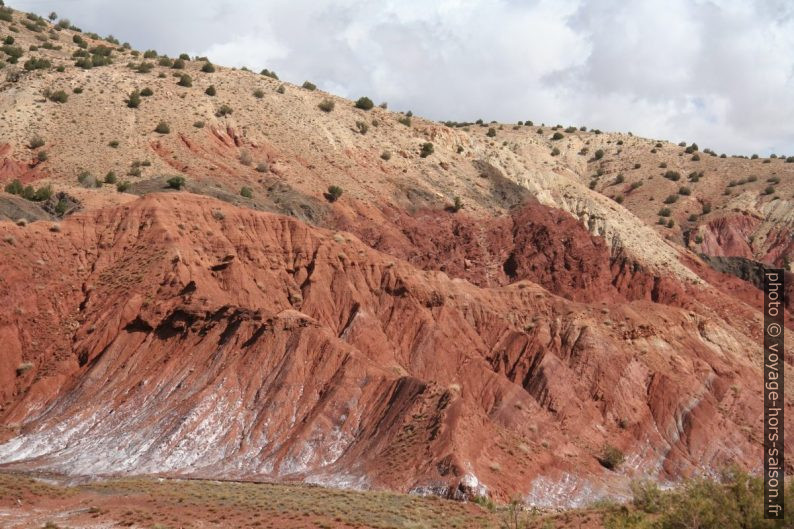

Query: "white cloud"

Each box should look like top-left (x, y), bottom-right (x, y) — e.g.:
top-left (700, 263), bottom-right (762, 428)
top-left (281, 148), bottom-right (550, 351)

top-left (11, 0), bottom-right (794, 155)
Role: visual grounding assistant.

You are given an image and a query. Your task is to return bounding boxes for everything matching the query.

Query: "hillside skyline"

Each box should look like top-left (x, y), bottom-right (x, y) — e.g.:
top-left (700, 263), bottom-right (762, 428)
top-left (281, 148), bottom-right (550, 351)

top-left (7, 0), bottom-right (794, 157)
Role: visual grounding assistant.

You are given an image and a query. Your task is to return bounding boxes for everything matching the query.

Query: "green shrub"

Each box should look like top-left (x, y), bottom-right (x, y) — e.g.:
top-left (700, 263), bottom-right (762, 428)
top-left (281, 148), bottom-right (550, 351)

top-left (664, 170), bottom-right (680, 181)
top-left (354, 96), bottom-right (374, 110)
top-left (688, 213), bottom-right (698, 222)
top-left (594, 149), bottom-right (604, 160)
top-left (48, 90), bottom-right (68, 103)
top-left (260, 68), bottom-right (278, 79)
top-left (451, 196), bottom-right (463, 212)
top-left (691, 153), bottom-right (700, 161)
top-left (136, 61), bottom-right (154, 73)
top-left (667, 219), bottom-right (675, 228)
top-left (380, 151), bottom-right (391, 161)
top-left (102, 171), bottom-right (116, 184)
top-left (140, 87), bottom-right (153, 96)
top-left (694, 235), bottom-right (703, 244)
top-left (167, 176), bottom-right (185, 189)
top-left (1, 47), bottom-right (22, 66)
top-left (171, 58), bottom-right (185, 69)
top-left (678, 186), bottom-right (691, 195)
top-left (178, 53), bottom-right (190, 60)
top-left (255, 162), bottom-right (269, 173)
top-left (702, 203), bottom-right (711, 214)
top-left (253, 88), bottom-right (264, 98)
top-left (116, 181), bottom-right (130, 192)
top-left (201, 61), bottom-right (215, 73)
top-left (108, 140), bottom-right (119, 148)
top-left (126, 89), bottom-right (141, 108)
top-left (240, 186), bottom-right (253, 198)
top-left (551, 131), bottom-right (564, 140)
top-left (276, 84), bottom-right (285, 94)
top-left (663, 194), bottom-right (679, 204)
top-left (614, 174), bottom-right (624, 184)
top-left (205, 85), bottom-right (216, 96)
top-left (72, 86), bottom-right (83, 94)
top-left (24, 57), bottom-right (50, 70)
top-left (326, 185), bottom-right (343, 202)
top-left (216, 104), bottom-right (233, 117)
top-left (143, 49), bottom-right (158, 59)
top-left (154, 121), bottom-right (170, 134)
top-left (551, 147), bottom-right (560, 156)
top-left (177, 74), bottom-right (192, 87)
top-left (301, 81), bottom-right (316, 90)
top-left (193, 121), bottom-right (205, 128)
top-left (29, 135), bottom-right (45, 149)
top-left (420, 142), bottom-right (434, 158)
top-left (318, 99), bottom-right (335, 112)
top-left (355, 120), bottom-right (368, 134)
top-left (36, 150), bottom-right (47, 162)
top-left (763, 186), bottom-right (775, 195)
top-left (486, 127), bottom-right (496, 137)
top-left (598, 445), bottom-right (624, 470)
top-left (658, 207), bottom-right (671, 217)
top-left (4, 179), bottom-right (23, 195)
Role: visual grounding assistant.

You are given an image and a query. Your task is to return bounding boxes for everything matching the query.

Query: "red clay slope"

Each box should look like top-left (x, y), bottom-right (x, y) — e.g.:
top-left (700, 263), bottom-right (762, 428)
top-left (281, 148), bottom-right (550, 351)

top-left (0, 192), bottom-right (788, 506)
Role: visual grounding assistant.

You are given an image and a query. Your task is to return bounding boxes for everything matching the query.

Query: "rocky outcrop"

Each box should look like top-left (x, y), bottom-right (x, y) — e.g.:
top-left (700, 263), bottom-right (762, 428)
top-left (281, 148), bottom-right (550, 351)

top-left (0, 193), bottom-right (789, 505)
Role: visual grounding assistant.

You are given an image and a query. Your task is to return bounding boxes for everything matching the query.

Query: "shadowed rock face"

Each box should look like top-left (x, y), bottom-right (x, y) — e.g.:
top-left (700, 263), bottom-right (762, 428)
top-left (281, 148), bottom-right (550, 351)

top-left (0, 193), bottom-right (788, 505)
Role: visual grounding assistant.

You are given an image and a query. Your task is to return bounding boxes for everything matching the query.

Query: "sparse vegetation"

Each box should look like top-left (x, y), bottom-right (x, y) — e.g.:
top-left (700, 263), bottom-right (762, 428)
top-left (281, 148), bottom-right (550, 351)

top-left (29, 135), bottom-right (45, 149)
top-left (420, 142), bottom-right (434, 158)
top-left (663, 194), bottom-right (679, 204)
top-left (354, 96), bottom-right (374, 110)
top-left (326, 185), bottom-right (343, 202)
top-left (205, 85), bottom-right (216, 96)
top-left (551, 131), bottom-right (564, 140)
top-left (126, 89), bottom-right (141, 108)
top-left (166, 176), bottom-right (186, 190)
top-left (380, 151), bottom-right (391, 161)
top-left (216, 104), bottom-right (233, 117)
top-left (140, 87), bottom-right (153, 97)
top-left (599, 444), bottom-right (625, 470)
top-left (47, 90), bottom-right (68, 103)
top-left (5, 179), bottom-right (52, 201)
top-left (318, 99), bottom-right (335, 112)
top-left (24, 56), bottom-right (50, 70)
top-left (253, 88), bottom-right (264, 98)
top-left (177, 74), bottom-right (192, 87)
top-left (240, 186), bottom-right (253, 198)
top-left (154, 121), bottom-right (170, 134)
top-left (594, 149), bottom-right (604, 160)
top-left (301, 81), bottom-right (316, 91)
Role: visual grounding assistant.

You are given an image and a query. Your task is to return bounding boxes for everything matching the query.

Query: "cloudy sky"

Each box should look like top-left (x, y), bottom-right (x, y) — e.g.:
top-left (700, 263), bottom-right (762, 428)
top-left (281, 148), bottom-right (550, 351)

top-left (12, 0), bottom-right (794, 155)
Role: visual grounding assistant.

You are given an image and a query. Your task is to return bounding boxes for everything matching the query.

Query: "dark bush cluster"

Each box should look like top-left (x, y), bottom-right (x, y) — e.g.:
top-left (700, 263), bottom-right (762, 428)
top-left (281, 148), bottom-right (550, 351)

top-left (5, 179), bottom-right (53, 201)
